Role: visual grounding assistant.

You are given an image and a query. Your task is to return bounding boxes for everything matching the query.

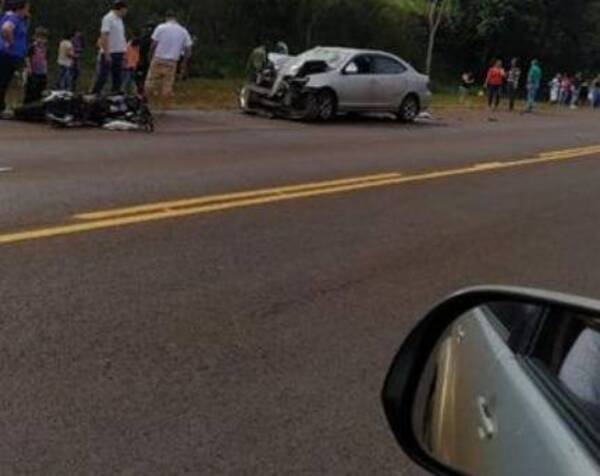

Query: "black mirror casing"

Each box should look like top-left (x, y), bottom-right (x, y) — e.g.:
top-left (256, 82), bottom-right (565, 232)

top-left (381, 286), bottom-right (600, 476)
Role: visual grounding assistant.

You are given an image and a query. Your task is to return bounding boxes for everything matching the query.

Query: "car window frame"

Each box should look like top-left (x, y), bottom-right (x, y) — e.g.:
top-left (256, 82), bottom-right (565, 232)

top-left (371, 54), bottom-right (408, 75)
top-left (481, 303), bottom-right (547, 353)
top-left (496, 307), bottom-right (600, 458)
top-left (521, 356), bottom-right (600, 459)
top-left (343, 54), bottom-right (375, 75)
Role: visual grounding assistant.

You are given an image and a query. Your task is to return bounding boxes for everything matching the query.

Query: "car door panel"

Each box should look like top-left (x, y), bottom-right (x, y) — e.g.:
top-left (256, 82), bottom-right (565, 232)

top-left (335, 55), bottom-right (375, 110)
top-left (371, 56), bottom-right (408, 109)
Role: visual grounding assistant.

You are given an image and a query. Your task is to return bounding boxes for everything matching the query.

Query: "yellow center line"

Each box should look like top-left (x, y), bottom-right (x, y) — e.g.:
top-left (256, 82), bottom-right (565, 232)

top-left (1, 145), bottom-right (600, 245)
top-left (74, 172), bottom-right (403, 220)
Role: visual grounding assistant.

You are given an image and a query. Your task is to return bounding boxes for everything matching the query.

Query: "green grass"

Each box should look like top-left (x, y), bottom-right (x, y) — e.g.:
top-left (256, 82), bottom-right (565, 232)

top-left (173, 78), bottom-right (243, 110)
top-left (6, 76), bottom-right (547, 113)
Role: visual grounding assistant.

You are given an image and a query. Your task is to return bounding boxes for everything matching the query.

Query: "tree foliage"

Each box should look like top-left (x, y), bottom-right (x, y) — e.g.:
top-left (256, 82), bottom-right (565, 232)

top-left (4, 0), bottom-right (600, 80)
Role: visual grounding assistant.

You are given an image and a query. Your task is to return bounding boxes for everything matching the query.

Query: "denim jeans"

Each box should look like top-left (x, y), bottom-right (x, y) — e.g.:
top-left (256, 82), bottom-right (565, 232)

top-left (57, 65), bottom-right (73, 90)
top-left (526, 85), bottom-right (539, 111)
top-left (487, 85), bottom-right (501, 108)
top-left (92, 52), bottom-right (124, 94)
top-left (122, 68), bottom-right (137, 95)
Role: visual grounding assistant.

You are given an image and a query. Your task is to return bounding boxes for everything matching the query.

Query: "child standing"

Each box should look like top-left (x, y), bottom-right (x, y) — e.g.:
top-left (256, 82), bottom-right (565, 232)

top-left (458, 71), bottom-right (475, 105)
top-left (24, 27), bottom-right (49, 104)
top-left (123, 35), bottom-right (141, 95)
top-left (56, 32), bottom-right (75, 90)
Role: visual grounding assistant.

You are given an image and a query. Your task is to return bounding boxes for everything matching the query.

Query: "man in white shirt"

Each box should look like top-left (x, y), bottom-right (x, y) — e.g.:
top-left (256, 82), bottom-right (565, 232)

top-left (145, 10), bottom-right (193, 109)
top-left (92, 0), bottom-right (128, 94)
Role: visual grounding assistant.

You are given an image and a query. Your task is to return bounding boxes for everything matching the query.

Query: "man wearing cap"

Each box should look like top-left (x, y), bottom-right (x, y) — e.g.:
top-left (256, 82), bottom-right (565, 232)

top-left (145, 10), bottom-right (192, 110)
top-left (0, 0), bottom-right (30, 113)
top-left (92, 0), bottom-right (128, 94)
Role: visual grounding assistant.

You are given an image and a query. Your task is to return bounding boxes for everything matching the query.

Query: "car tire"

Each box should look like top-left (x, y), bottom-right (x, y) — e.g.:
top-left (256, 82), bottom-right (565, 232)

top-left (239, 86), bottom-right (258, 114)
top-left (397, 95), bottom-right (420, 123)
top-left (316, 90), bottom-right (337, 121)
top-left (303, 93), bottom-right (320, 121)
top-left (303, 90), bottom-right (337, 122)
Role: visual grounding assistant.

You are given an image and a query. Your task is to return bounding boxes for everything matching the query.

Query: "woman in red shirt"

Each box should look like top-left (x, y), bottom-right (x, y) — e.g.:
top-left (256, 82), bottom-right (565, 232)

top-left (485, 60), bottom-right (506, 110)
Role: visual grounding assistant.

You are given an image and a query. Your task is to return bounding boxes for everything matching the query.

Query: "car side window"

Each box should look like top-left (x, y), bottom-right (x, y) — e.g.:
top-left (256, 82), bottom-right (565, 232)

top-left (529, 311), bottom-right (600, 432)
top-left (484, 302), bottom-right (545, 350)
top-left (345, 55), bottom-right (373, 75)
top-left (372, 56), bottom-right (407, 75)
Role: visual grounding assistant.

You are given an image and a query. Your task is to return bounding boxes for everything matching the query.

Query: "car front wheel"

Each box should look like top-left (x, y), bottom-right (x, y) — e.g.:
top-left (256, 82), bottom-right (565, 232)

top-left (239, 86), bottom-right (258, 114)
top-left (397, 95), bottom-right (420, 123)
top-left (303, 90), bottom-right (337, 122)
top-left (316, 90), bottom-right (337, 121)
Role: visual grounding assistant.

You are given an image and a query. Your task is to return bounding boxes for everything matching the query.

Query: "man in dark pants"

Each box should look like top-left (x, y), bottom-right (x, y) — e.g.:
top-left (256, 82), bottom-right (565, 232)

top-left (70, 29), bottom-right (84, 91)
top-left (506, 58), bottom-right (521, 111)
top-left (0, 0), bottom-right (29, 113)
top-left (92, 0), bottom-right (128, 94)
top-left (23, 26), bottom-right (48, 104)
top-left (136, 21), bottom-right (156, 95)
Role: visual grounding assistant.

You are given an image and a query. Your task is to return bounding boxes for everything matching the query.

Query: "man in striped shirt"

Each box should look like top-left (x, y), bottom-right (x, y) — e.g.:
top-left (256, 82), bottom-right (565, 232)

top-left (507, 58), bottom-right (521, 111)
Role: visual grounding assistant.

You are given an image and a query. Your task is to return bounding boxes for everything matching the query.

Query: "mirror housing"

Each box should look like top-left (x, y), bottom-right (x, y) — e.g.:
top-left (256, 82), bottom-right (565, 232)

top-left (382, 286), bottom-right (600, 476)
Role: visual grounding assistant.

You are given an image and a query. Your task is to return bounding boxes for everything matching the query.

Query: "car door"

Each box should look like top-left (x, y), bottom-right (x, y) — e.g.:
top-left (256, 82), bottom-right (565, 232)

top-left (370, 55), bottom-right (408, 109)
top-left (335, 55), bottom-right (376, 110)
top-left (417, 305), bottom-right (600, 476)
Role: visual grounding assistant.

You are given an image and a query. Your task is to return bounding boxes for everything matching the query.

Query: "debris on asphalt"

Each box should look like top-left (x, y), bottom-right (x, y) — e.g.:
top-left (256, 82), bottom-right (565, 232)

top-left (103, 120), bottom-right (145, 132)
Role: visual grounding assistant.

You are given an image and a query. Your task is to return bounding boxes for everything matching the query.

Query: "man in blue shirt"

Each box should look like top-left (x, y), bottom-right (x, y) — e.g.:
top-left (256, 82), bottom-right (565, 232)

top-left (0, 0), bottom-right (30, 113)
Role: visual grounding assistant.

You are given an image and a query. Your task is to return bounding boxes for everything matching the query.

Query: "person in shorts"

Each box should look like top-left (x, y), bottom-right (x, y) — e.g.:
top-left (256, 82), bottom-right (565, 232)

top-left (458, 71), bottom-right (474, 105)
top-left (145, 10), bottom-right (192, 110)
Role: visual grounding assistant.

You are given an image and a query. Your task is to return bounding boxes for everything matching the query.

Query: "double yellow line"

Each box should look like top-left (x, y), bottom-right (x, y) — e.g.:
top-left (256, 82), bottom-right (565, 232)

top-left (0, 173), bottom-right (402, 245)
top-left (2, 144), bottom-right (600, 245)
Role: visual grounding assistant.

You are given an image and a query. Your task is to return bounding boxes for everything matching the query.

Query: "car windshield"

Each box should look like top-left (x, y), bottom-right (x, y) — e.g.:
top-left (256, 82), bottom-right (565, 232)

top-left (297, 48), bottom-right (347, 68)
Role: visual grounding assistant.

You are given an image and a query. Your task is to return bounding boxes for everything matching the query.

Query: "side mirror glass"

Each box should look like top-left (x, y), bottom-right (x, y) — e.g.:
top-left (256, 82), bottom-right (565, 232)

top-left (382, 287), bottom-right (600, 476)
top-left (344, 62), bottom-right (359, 75)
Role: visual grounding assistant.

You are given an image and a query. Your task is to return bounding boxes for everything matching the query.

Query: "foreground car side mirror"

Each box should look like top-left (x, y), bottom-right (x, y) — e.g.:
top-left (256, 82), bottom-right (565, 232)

top-left (382, 286), bottom-right (600, 476)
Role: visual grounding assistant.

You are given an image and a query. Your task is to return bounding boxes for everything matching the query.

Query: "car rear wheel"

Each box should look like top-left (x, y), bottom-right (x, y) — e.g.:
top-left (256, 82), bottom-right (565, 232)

top-left (397, 95), bottom-right (420, 123)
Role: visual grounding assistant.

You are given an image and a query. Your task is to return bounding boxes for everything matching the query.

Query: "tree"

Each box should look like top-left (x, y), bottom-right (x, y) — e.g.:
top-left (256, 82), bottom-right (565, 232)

top-left (384, 0), bottom-right (453, 77)
top-left (296, 0), bottom-right (342, 49)
top-left (424, 0), bottom-right (452, 76)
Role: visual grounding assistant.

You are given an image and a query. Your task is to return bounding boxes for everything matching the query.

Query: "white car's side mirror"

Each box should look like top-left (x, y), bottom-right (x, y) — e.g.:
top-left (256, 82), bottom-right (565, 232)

top-left (382, 287), bottom-right (600, 476)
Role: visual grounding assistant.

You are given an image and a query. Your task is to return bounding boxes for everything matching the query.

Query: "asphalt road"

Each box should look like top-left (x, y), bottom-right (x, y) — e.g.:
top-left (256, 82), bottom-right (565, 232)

top-left (3, 109), bottom-right (600, 475)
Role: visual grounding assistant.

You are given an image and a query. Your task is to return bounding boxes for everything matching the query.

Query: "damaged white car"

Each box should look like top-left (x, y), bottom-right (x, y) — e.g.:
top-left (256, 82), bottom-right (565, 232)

top-left (240, 47), bottom-right (431, 122)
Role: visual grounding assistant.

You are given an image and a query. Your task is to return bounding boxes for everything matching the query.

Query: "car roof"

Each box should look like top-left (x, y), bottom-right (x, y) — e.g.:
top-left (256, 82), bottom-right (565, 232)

top-left (310, 46), bottom-right (399, 57)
